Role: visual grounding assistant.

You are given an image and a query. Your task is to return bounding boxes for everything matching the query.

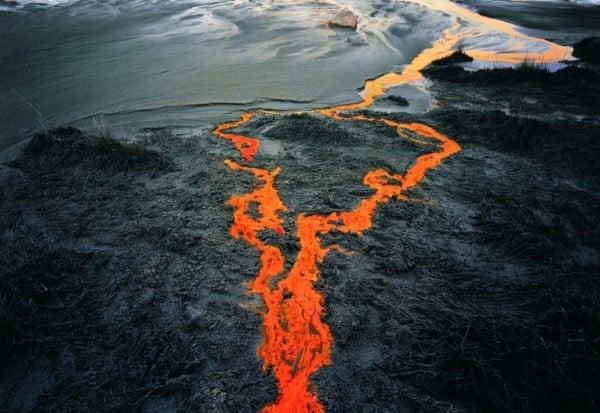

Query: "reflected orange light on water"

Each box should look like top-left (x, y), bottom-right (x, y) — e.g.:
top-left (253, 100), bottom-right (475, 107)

top-left (211, 2), bottom-right (571, 411)
top-left (411, 0), bottom-right (572, 63)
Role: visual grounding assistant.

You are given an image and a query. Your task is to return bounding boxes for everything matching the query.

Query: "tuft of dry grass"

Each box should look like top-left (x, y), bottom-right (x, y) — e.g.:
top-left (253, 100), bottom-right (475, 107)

top-left (430, 46), bottom-right (474, 66)
top-left (14, 127), bottom-right (175, 173)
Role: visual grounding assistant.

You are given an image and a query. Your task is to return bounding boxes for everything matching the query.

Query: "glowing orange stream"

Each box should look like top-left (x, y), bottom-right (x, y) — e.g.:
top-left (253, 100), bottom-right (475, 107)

top-left (214, 112), bottom-right (260, 161)
top-left (212, 3), bottom-right (571, 412)
top-left (409, 0), bottom-right (571, 63)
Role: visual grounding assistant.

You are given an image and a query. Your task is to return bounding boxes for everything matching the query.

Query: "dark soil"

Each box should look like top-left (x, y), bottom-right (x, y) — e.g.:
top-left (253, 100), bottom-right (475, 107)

top-left (1, 52), bottom-right (599, 413)
top-left (429, 49), bottom-right (474, 66)
top-left (383, 95), bottom-right (410, 106)
top-left (0, 127), bottom-right (277, 412)
top-left (573, 37), bottom-right (600, 64)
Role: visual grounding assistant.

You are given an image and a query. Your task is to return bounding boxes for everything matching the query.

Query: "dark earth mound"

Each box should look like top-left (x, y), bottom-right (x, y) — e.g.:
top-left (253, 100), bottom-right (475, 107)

top-left (573, 36), bottom-right (600, 64)
top-left (1, 52), bottom-right (599, 412)
top-left (429, 49), bottom-right (474, 66)
top-left (383, 95), bottom-right (410, 106)
top-left (11, 126), bottom-right (174, 174)
top-left (1, 127), bottom-right (277, 412)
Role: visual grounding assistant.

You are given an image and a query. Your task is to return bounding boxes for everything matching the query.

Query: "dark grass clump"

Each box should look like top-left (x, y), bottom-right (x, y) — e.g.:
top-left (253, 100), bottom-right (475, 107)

top-left (573, 37), bottom-right (600, 64)
top-left (384, 95), bottom-right (410, 106)
top-left (424, 60), bottom-right (550, 84)
top-left (423, 59), bottom-right (600, 89)
top-left (12, 126), bottom-right (174, 173)
top-left (430, 47), bottom-right (474, 66)
top-left (513, 57), bottom-right (550, 80)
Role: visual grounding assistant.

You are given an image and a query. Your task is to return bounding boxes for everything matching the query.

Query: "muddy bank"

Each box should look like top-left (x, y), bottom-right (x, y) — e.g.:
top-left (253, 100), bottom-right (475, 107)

top-left (1, 53), bottom-right (599, 412)
top-left (0, 127), bottom-right (277, 411)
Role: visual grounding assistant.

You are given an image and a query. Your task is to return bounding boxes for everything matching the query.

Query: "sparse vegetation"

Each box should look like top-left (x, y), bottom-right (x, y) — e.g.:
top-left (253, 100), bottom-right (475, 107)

top-left (512, 57), bottom-right (550, 81)
top-left (384, 94), bottom-right (410, 106)
top-left (92, 115), bottom-right (112, 140)
top-left (423, 57), bottom-right (600, 89)
top-left (14, 126), bottom-right (175, 173)
top-left (516, 57), bottom-right (548, 72)
top-left (430, 46), bottom-right (474, 66)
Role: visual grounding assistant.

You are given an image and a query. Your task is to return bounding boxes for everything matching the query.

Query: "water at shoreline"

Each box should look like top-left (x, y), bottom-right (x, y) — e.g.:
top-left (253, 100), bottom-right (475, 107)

top-left (1, 0), bottom-right (596, 149)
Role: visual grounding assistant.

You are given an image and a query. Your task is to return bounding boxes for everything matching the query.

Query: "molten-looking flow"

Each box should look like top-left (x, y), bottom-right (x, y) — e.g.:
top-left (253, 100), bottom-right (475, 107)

top-left (217, 111), bottom-right (459, 413)
top-left (214, 112), bottom-right (260, 161)
top-left (212, 3), bottom-right (571, 411)
top-left (218, 116), bottom-right (459, 413)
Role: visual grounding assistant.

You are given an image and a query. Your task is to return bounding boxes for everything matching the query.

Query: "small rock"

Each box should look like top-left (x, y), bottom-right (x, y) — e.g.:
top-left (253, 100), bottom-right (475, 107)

top-left (385, 95), bottom-right (409, 106)
top-left (328, 9), bottom-right (357, 31)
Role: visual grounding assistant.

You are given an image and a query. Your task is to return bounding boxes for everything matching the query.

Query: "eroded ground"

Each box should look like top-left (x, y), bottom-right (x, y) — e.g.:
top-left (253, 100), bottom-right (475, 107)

top-left (1, 59), bottom-right (599, 412)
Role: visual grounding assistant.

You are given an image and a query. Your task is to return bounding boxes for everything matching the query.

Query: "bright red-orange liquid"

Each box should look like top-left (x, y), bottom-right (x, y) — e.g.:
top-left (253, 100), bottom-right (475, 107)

top-left (212, 7), bottom-right (571, 412)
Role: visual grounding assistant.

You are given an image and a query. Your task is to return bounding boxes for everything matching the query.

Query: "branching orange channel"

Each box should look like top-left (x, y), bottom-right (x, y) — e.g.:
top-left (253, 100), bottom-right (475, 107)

top-left (212, 6), bottom-right (571, 412)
